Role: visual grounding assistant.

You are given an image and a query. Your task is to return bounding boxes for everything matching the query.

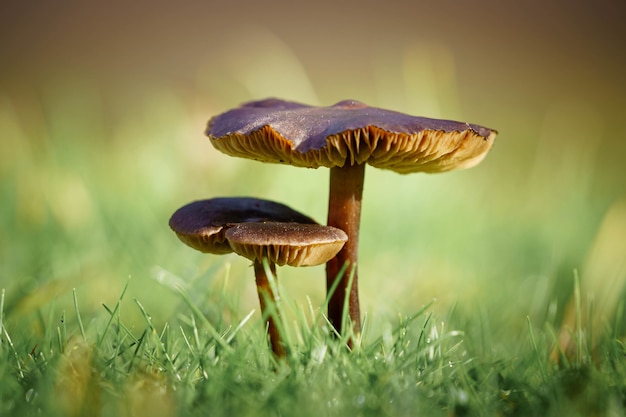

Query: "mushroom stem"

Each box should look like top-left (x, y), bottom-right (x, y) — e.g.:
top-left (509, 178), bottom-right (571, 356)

top-left (326, 163), bottom-right (365, 343)
top-left (253, 260), bottom-right (286, 358)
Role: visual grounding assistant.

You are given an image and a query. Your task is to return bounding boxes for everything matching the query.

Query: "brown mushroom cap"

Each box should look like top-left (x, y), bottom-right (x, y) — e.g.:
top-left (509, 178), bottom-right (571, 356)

top-left (206, 98), bottom-right (497, 173)
top-left (169, 197), bottom-right (317, 254)
top-left (225, 222), bottom-right (348, 267)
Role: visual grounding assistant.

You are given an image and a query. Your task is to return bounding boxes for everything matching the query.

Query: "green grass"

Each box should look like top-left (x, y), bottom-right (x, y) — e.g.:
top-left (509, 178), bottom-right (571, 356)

top-left (2, 74), bottom-right (626, 416)
top-left (1, 278), bottom-right (625, 417)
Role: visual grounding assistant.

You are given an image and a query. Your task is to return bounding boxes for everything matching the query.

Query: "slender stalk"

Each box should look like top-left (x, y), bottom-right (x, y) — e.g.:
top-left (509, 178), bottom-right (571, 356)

top-left (326, 163), bottom-right (365, 343)
top-left (253, 260), bottom-right (285, 357)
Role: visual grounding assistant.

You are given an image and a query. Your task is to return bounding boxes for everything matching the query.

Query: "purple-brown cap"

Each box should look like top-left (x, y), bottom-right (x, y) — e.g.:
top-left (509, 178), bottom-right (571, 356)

top-left (206, 98), bottom-right (497, 173)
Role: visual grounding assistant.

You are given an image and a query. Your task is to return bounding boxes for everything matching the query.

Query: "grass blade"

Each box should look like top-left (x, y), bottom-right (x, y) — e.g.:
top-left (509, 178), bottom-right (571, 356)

top-left (73, 288), bottom-right (87, 343)
top-left (177, 286), bottom-right (232, 353)
top-left (527, 316), bottom-right (549, 383)
top-left (97, 278), bottom-right (131, 347)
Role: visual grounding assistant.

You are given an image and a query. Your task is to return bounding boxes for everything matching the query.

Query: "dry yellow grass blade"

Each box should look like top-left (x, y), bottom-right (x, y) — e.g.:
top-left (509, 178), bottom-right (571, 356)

top-left (551, 199), bottom-right (626, 364)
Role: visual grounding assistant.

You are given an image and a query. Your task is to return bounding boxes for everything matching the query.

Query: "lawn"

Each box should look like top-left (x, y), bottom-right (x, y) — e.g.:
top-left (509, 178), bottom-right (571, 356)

top-left (2, 77), bottom-right (625, 416)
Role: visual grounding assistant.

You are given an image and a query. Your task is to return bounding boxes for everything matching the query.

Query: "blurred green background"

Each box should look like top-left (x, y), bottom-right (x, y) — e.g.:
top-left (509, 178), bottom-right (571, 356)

top-left (1, 0), bottom-right (625, 338)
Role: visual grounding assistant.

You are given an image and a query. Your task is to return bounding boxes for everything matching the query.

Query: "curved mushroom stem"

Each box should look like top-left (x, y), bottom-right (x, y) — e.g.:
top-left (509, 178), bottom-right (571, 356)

top-left (253, 260), bottom-right (286, 358)
top-left (326, 163), bottom-right (365, 345)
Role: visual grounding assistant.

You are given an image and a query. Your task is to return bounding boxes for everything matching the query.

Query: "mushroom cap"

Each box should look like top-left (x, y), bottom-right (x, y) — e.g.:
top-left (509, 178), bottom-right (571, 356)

top-left (225, 222), bottom-right (348, 267)
top-left (206, 98), bottom-right (497, 173)
top-left (169, 197), bottom-right (317, 254)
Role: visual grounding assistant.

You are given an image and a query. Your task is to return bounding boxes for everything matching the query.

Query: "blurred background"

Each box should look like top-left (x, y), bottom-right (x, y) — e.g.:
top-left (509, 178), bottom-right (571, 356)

top-left (1, 0), bottom-right (625, 340)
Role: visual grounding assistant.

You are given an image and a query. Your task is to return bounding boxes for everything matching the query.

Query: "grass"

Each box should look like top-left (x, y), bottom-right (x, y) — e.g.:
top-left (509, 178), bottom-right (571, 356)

top-left (1, 70), bottom-right (626, 415)
top-left (1, 277), bottom-right (626, 417)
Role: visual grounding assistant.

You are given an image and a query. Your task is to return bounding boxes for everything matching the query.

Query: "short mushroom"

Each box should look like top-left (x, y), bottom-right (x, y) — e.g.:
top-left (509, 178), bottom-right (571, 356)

top-left (206, 99), bottom-right (498, 342)
top-left (169, 197), bottom-right (347, 357)
top-left (225, 221), bottom-right (347, 356)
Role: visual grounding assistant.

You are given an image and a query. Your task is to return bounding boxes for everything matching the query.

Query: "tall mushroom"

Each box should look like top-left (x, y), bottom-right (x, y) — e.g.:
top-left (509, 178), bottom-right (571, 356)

top-left (169, 197), bottom-right (347, 357)
top-left (206, 99), bottom-right (498, 341)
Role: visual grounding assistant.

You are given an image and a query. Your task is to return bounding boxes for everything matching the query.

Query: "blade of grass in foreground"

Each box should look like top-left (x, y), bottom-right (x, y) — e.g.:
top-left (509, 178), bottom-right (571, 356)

top-left (97, 278), bottom-right (131, 347)
top-left (364, 300), bottom-right (435, 356)
top-left (527, 316), bottom-right (549, 383)
top-left (177, 286), bottom-right (232, 353)
top-left (135, 299), bottom-right (182, 381)
top-left (73, 288), bottom-right (87, 343)
top-left (0, 289), bottom-right (4, 338)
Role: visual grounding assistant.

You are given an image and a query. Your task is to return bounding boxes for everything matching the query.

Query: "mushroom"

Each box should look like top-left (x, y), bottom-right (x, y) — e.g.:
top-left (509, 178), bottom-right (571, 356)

top-left (205, 99), bottom-right (498, 342)
top-left (226, 221), bottom-right (347, 356)
top-left (169, 197), bottom-right (347, 357)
